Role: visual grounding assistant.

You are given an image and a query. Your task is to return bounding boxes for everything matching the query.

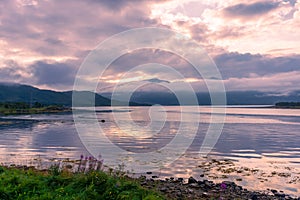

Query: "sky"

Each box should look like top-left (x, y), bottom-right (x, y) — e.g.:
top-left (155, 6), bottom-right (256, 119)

top-left (0, 0), bottom-right (299, 94)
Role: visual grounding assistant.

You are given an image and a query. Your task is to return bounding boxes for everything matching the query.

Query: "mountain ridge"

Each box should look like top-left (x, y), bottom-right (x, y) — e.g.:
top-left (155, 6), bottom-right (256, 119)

top-left (1, 83), bottom-right (299, 106)
top-left (101, 90), bottom-right (300, 105)
top-left (0, 83), bottom-right (145, 106)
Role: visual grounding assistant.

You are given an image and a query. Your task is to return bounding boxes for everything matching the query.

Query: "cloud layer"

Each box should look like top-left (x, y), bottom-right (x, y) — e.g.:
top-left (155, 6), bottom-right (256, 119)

top-left (223, 1), bottom-right (280, 17)
top-left (0, 0), bottom-right (299, 94)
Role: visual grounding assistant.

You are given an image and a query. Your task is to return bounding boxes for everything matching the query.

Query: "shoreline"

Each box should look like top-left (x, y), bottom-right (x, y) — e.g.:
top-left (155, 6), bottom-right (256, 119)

top-left (1, 163), bottom-right (299, 200)
top-left (0, 150), bottom-right (299, 198)
top-left (1, 105), bottom-right (300, 115)
top-left (1, 107), bottom-right (299, 198)
top-left (137, 175), bottom-right (298, 199)
top-left (0, 107), bottom-right (72, 115)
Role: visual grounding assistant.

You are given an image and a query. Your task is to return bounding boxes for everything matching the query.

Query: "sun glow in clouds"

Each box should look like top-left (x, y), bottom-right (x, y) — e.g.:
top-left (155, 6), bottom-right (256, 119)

top-left (0, 0), bottom-right (299, 92)
top-left (151, 0), bottom-right (300, 55)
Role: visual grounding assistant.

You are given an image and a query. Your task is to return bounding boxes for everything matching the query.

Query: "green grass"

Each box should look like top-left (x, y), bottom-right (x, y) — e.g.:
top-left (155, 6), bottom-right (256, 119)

top-left (0, 106), bottom-right (71, 115)
top-left (0, 166), bottom-right (164, 200)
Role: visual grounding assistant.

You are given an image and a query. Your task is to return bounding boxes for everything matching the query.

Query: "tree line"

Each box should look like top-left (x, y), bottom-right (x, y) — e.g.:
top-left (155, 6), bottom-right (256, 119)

top-left (275, 102), bottom-right (300, 107)
top-left (0, 102), bottom-right (44, 109)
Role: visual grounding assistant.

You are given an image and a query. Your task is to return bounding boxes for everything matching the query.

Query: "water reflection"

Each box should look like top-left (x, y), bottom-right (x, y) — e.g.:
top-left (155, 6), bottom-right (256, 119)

top-left (0, 106), bottom-right (299, 196)
top-left (0, 116), bottom-right (87, 166)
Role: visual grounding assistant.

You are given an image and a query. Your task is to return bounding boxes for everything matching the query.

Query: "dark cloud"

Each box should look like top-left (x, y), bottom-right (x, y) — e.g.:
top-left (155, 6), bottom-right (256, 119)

top-left (188, 23), bottom-right (209, 44)
top-left (103, 48), bottom-right (199, 79)
top-left (214, 52), bottom-right (300, 79)
top-left (0, 60), bottom-right (25, 82)
top-left (145, 78), bottom-right (170, 83)
top-left (88, 0), bottom-right (132, 10)
top-left (30, 61), bottom-right (77, 86)
top-left (100, 50), bottom-right (300, 93)
top-left (0, 0), bottom-right (164, 58)
top-left (212, 26), bottom-right (247, 40)
top-left (223, 1), bottom-right (280, 17)
top-left (44, 38), bottom-right (64, 45)
top-left (88, 0), bottom-right (168, 10)
top-left (284, 0), bottom-right (297, 6)
top-left (0, 0), bottom-right (168, 90)
top-left (0, 0), bottom-right (299, 93)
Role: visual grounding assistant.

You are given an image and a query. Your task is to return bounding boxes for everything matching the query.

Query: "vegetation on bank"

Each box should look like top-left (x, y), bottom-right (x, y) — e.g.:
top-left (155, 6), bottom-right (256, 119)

top-left (0, 102), bottom-right (71, 115)
top-left (0, 155), bottom-right (299, 199)
top-left (275, 102), bottom-right (300, 109)
top-left (0, 165), bottom-right (163, 200)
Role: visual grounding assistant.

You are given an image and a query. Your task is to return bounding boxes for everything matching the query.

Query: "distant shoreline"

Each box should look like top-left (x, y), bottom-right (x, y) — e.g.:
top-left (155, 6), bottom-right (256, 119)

top-left (1, 103), bottom-right (300, 116)
top-left (273, 102), bottom-right (300, 109)
top-left (0, 104), bottom-right (72, 115)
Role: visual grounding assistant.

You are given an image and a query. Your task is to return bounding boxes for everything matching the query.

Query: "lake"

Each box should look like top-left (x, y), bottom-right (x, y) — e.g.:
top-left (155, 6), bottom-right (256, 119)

top-left (0, 106), bottom-right (299, 197)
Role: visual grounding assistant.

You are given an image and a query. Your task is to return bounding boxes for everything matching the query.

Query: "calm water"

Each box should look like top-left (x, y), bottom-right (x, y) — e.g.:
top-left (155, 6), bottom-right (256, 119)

top-left (0, 106), bottom-right (299, 196)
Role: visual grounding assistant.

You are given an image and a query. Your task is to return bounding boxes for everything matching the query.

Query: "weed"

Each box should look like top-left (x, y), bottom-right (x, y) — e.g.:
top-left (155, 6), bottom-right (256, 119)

top-left (0, 165), bottom-right (165, 200)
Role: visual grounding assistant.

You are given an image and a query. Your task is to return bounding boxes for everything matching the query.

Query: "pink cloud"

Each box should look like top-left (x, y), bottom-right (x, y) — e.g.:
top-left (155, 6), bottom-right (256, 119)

top-left (224, 71), bottom-right (300, 92)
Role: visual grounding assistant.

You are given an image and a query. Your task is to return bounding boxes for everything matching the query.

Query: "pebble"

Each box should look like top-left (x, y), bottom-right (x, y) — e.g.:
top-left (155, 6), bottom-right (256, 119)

top-left (202, 192), bottom-right (209, 197)
top-left (222, 181), bottom-right (235, 186)
top-left (140, 181), bottom-right (147, 186)
top-left (187, 188), bottom-right (193, 193)
top-left (176, 191), bottom-right (182, 197)
top-left (203, 180), bottom-right (212, 188)
top-left (188, 176), bottom-right (197, 184)
top-left (237, 186), bottom-right (243, 190)
top-left (188, 183), bottom-right (199, 188)
top-left (177, 177), bottom-right (183, 182)
top-left (250, 193), bottom-right (258, 200)
top-left (271, 189), bottom-right (278, 194)
top-left (137, 175), bottom-right (298, 200)
top-left (274, 192), bottom-right (285, 198)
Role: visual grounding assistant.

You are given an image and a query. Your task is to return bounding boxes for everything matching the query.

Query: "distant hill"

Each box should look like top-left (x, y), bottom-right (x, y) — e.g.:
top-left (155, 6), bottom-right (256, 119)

top-left (0, 83), bottom-right (143, 106)
top-left (101, 90), bottom-right (300, 105)
top-left (1, 83), bottom-right (299, 106)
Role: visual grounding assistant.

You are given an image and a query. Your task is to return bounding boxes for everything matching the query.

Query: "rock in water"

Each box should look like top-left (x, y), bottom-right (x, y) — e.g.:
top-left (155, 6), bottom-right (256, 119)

top-left (188, 176), bottom-right (197, 184)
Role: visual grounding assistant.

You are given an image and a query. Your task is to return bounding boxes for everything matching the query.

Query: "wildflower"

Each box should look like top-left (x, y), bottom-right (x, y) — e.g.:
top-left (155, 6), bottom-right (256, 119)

top-left (220, 183), bottom-right (227, 190)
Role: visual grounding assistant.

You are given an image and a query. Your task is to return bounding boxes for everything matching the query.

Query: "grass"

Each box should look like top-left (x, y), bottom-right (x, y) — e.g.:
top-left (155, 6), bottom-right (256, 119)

top-left (0, 106), bottom-right (71, 115)
top-left (0, 165), bottom-right (164, 200)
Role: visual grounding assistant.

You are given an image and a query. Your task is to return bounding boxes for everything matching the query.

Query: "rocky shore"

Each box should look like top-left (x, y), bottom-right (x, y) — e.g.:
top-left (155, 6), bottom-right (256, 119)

top-left (2, 161), bottom-right (300, 200)
top-left (137, 175), bottom-right (300, 200)
top-left (3, 154), bottom-right (299, 200)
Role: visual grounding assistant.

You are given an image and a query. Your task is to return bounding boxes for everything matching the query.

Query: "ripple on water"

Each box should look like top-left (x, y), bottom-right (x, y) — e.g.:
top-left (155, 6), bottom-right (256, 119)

top-left (0, 107), bottom-right (300, 197)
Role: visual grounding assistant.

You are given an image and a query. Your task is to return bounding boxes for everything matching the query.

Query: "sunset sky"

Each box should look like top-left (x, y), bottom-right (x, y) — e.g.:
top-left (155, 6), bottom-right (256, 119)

top-left (0, 0), bottom-right (299, 94)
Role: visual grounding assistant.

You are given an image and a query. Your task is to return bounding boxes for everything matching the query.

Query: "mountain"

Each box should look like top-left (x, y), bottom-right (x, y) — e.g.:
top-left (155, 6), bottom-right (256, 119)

top-left (1, 83), bottom-right (299, 106)
top-left (101, 91), bottom-right (300, 105)
top-left (0, 83), bottom-right (143, 106)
